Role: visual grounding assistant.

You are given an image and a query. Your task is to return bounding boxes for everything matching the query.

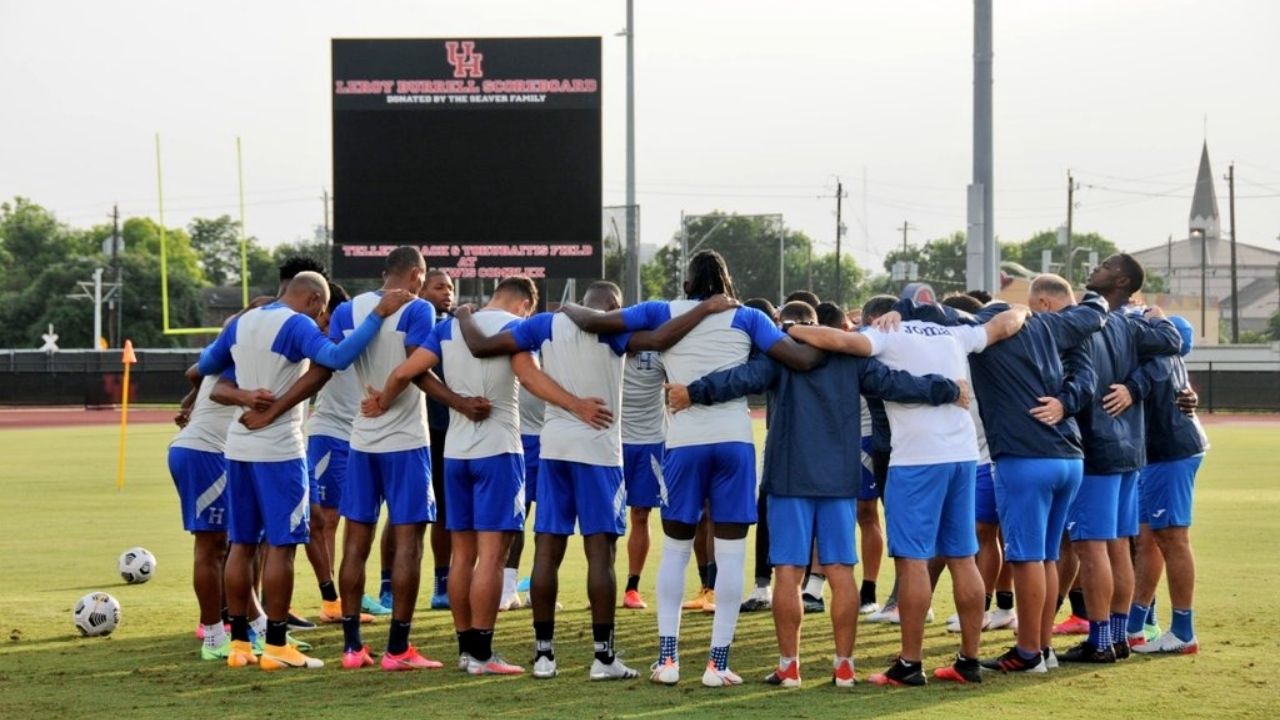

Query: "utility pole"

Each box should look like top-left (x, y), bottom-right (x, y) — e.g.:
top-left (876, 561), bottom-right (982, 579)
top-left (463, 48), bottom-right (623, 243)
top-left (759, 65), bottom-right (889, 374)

top-left (322, 189), bottom-right (331, 248)
top-left (966, 0), bottom-right (995, 292)
top-left (834, 178), bottom-right (844, 302)
top-left (899, 220), bottom-right (915, 254)
top-left (1228, 162), bottom-right (1239, 343)
top-left (1066, 170), bottom-right (1076, 284)
top-left (110, 204), bottom-right (122, 347)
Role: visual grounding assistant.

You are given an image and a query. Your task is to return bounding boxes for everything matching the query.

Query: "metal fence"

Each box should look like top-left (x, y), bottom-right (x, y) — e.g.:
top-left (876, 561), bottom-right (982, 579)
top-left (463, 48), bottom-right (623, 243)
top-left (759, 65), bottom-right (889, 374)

top-left (0, 349), bottom-right (200, 406)
top-left (1185, 360), bottom-right (1280, 413)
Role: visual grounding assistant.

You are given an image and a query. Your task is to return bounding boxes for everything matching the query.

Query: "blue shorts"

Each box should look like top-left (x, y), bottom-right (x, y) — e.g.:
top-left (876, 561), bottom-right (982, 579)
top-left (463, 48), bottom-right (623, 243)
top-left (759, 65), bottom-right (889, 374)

top-left (225, 458), bottom-right (309, 547)
top-left (522, 434), bottom-right (540, 504)
top-left (857, 437), bottom-right (881, 501)
top-left (885, 461), bottom-right (978, 559)
top-left (1140, 456), bottom-right (1202, 530)
top-left (975, 462), bottom-right (998, 525)
top-left (534, 460), bottom-right (627, 536)
top-left (768, 495), bottom-right (857, 566)
top-left (1117, 469), bottom-right (1140, 537)
top-left (307, 435), bottom-right (348, 510)
top-left (168, 447), bottom-right (228, 533)
top-left (993, 456), bottom-right (1083, 562)
top-left (342, 447), bottom-right (435, 526)
top-left (660, 442), bottom-right (757, 526)
top-left (1068, 473), bottom-right (1121, 541)
top-left (445, 453), bottom-right (526, 532)
top-left (623, 442), bottom-right (665, 508)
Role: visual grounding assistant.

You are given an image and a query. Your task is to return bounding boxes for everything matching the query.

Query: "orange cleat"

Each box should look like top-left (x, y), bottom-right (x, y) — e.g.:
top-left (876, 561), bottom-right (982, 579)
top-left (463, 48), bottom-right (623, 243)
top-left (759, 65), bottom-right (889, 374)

top-left (382, 645), bottom-right (444, 671)
top-left (623, 589), bottom-right (648, 609)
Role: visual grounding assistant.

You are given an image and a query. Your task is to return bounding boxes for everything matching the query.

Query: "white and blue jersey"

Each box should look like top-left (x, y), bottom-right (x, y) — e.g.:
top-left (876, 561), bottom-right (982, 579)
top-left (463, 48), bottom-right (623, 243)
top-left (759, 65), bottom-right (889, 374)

top-left (196, 301), bottom-right (386, 545)
top-left (620, 301), bottom-right (784, 525)
top-left (510, 312), bottom-right (631, 535)
top-left (305, 368), bottom-right (359, 509)
top-left (331, 292), bottom-right (437, 525)
top-left (621, 350), bottom-right (667, 509)
top-left (423, 311), bottom-right (526, 532)
top-left (169, 375), bottom-right (236, 532)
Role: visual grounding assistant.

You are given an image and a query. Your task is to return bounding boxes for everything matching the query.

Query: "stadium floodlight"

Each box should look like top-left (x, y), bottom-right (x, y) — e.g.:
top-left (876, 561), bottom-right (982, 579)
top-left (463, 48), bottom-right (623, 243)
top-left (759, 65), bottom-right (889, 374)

top-left (155, 133), bottom-right (250, 335)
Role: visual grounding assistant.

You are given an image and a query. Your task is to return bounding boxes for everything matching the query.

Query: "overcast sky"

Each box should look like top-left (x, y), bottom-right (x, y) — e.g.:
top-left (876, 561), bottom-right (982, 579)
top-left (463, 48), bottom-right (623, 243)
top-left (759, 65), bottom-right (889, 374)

top-left (3, 0), bottom-right (1279, 273)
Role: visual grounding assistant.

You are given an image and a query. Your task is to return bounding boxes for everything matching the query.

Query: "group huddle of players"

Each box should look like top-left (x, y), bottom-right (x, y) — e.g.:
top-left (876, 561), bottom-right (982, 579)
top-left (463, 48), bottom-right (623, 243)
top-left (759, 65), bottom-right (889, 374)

top-left (168, 245), bottom-right (1206, 687)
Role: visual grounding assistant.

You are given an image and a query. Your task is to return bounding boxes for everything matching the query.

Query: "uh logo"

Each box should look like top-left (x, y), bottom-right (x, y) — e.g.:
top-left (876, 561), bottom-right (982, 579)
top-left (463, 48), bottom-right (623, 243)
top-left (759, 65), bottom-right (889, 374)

top-left (445, 41), bottom-right (484, 79)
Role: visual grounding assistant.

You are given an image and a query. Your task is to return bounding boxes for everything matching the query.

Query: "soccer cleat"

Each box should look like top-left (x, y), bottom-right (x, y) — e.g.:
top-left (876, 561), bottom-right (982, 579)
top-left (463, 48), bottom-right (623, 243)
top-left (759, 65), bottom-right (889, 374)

top-left (590, 657), bottom-right (640, 680)
top-left (1113, 641), bottom-right (1132, 660)
top-left (650, 659), bottom-right (680, 685)
top-left (382, 645), bottom-right (443, 671)
top-left (260, 643), bottom-right (324, 670)
top-left (867, 658), bottom-right (927, 687)
top-left (532, 655), bottom-right (558, 679)
top-left (623, 589), bottom-right (648, 610)
top-left (701, 661), bottom-right (743, 687)
top-left (989, 607), bottom-right (1017, 629)
top-left (379, 589), bottom-right (393, 611)
top-left (1043, 647), bottom-right (1059, 670)
top-left (286, 610), bottom-right (316, 631)
top-left (457, 652), bottom-right (474, 671)
top-left (1143, 623), bottom-right (1163, 643)
top-left (925, 608), bottom-right (935, 623)
top-left (700, 590), bottom-right (717, 613)
top-left (740, 586), bottom-right (771, 612)
top-left (763, 659), bottom-right (801, 688)
top-left (318, 601), bottom-right (373, 624)
top-left (1053, 614), bottom-right (1090, 635)
top-left (361, 594), bottom-right (392, 616)
top-left (226, 640), bottom-right (259, 668)
top-left (342, 645), bottom-right (376, 669)
top-left (865, 603), bottom-right (898, 623)
top-left (195, 622), bottom-right (231, 640)
top-left (934, 655), bottom-right (984, 683)
top-left (681, 587), bottom-right (714, 611)
top-left (980, 647), bottom-right (1046, 674)
top-left (467, 654), bottom-right (525, 676)
top-left (498, 592), bottom-right (526, 612)
top-left (430, 593), bottom-right (450, 610)
top-left (1132, 630), bottom-right (1198, 655)
top-left (947, 611), bottom-right (992, 634)
top-left (802, 593), bottom-right (826, 614)
top-left (201, 638), bottom-right (232, 661)
top-left (1059, 640), bottom-right (1117, 664)
top-left (1126, 631), bottom-right (1147, 649)
top-left (517, 576), bottom-right (532, 593)
top-left (832, 658), bottom-right (857, 688)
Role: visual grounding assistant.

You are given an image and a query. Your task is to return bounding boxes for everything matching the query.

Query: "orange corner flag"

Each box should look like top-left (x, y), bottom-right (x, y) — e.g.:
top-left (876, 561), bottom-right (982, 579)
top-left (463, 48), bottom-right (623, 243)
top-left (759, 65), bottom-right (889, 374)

top-left (117, 339), bottom-right (136, 490)
top-left (121, 339), bottom-right (138, 365)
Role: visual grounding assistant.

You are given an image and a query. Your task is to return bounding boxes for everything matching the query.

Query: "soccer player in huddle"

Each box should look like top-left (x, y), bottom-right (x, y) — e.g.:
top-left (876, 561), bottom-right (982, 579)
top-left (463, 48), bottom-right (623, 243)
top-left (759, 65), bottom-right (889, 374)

top-left (560, 250), bottom-right (825, 687)
top-left (365, 276), bottom-right (608, 676)
top-left (455, 280), bottom-right (736, 680)
top-left (196, 272), bottom-right (414, 670)
top-left (789, 295), bottom-right (1029, 686)
top-left (666, 299), bottom-right (966, 687)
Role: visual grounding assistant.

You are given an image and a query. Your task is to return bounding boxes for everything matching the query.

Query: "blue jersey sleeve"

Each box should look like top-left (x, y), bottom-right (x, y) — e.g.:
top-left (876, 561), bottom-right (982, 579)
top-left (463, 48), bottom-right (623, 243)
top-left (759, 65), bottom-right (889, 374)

top-left (731, 306), bottom-right (786, 353)
top-left (1128, 315), bottom-right (1181, 359)
top-left (858, 357), bottom-right (959, 405)
top-left (422, 319), bottom-right (450, 360)
top-left (399, 299), bottom-right (437, 348)
top-left (278, 311), bottom-right (384, 370)
top-left (604, 331), bottom-right (632, 356)
top-left (1057, 342), bottom-right (1096, 416)
top-left (1041, 292), bottom-right (1109, 350)
top-left (619, 301), bottom-right (671, 332)
top-left (329, 301), bottom-right (355, 342)
top-left (196, 316), bottom-right (239, 376)
top-left (688, 352), bottom-right (780, 405)
top-left (510, 312), bottom-right (554, 352)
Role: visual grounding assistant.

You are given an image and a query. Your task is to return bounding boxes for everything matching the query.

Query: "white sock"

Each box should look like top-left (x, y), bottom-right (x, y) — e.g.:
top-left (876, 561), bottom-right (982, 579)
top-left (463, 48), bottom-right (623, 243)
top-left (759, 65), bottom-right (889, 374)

top-left (804, 573), bottom-right (826, 598)
top-left (503, 568), bottom-right (518, 597)
top-left (203, 622), bottom-right (227, 648)
top-left (250, 615), bottom-right (267, 637)
top-left (780, 655), bottom-right (797, 668)
top-left (709, 537), bottom-right (746, 649)
top-left (656, 536), bottom-right (693, 638)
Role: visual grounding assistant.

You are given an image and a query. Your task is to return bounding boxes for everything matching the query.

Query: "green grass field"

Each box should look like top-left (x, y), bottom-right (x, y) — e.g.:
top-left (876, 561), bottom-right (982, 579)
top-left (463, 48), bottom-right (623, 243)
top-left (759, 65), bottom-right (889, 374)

top-left (1, 420), bottom-right (1278, 719)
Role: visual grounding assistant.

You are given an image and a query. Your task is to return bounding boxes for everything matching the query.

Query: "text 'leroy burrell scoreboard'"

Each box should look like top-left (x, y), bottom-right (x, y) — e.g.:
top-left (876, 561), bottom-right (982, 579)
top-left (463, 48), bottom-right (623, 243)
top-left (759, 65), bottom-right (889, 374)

top-left (331, 37), bottom-right (603, 280)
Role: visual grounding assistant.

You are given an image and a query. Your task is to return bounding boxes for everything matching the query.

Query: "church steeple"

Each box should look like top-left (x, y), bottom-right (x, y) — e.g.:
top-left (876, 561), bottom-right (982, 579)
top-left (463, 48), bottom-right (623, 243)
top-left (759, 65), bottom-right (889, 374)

top-left (1189, 141), bottom-right (1220, 240)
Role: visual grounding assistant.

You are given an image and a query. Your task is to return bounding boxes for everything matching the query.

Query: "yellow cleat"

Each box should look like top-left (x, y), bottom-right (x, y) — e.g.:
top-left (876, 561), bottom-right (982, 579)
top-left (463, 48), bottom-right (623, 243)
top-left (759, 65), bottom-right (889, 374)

top-left (260, 643), bottom-right (325, 671)
top-left (226, 640), bottom-right (258, 668)
top-left (318, 600), bottom-right (373, 624)
top-left (681, 587), bottom-right (715, 611)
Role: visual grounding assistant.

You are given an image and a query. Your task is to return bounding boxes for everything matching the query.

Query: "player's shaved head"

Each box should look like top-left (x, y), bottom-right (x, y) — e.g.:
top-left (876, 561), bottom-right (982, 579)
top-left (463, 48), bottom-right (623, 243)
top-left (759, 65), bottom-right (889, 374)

top-left (779, 300), bottom-right (817, 325)
top-left (861, 295), bottom-right (898, 325)
top-left (583, 281), bottom-right (622, 312)
top-left (284, 271), bottom-right (331, 319)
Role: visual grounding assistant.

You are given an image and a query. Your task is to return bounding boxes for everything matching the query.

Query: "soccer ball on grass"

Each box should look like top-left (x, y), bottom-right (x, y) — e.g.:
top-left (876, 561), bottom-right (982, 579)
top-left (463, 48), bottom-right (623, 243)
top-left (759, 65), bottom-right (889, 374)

top-left (73, 592), bottom-right (121, 636)
top-left (118, 547), bottom-right (156, 584)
